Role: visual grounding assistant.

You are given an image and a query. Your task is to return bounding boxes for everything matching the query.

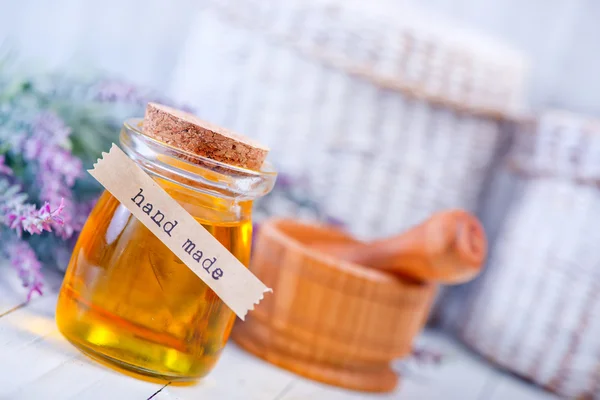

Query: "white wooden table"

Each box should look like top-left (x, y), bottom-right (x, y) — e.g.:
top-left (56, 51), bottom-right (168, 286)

top-left (0, 264), bottom-right (558, 400)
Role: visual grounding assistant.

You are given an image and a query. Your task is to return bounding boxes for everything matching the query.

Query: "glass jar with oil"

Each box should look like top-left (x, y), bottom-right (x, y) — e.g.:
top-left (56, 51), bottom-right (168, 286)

top-left (55, 117), bottom-right (276, 380)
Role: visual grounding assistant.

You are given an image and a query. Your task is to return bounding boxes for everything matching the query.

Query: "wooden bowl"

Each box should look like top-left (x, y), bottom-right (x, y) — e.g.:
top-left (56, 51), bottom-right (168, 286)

top-left (231, 218), bottom-right (437, 392)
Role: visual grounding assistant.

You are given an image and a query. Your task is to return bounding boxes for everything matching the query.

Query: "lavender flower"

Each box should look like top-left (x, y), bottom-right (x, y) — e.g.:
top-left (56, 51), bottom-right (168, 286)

top-left (0, 97), bottom-right (81, 297)
top-left (1, 188), bottom-right (65, 237)
top-left (6, 239), bottom-right (44, 301)
top-left (92, 79), bottom-right (147, 104)
top-left (410, 346), bottom-right (445, 365)
top-left (0, 68), bottom-right (192, 299)
top-left (31, 111), bottom-right (72, 146)
top-left (91, 79), bottom-right (196, 113)
top-left (38, 163), bottom-right (80, 238)
top-left (0, 179), bottom-right (62, 300)
top-left (20, 112), bottom-right (83, 238)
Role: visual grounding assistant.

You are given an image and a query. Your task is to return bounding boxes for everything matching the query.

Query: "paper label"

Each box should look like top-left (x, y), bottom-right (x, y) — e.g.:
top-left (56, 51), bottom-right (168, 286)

top-left (88, 144), bottom-right (271, 320)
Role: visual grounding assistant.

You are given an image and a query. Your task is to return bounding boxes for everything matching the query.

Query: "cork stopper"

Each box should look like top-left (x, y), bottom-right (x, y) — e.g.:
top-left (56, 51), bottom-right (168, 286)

top-left (143, 102), bottom-right (269, 171)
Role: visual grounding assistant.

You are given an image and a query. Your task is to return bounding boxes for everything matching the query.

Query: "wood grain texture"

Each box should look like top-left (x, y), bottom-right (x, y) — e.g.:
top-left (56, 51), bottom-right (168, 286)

top-left (232, 218), bottom-right (437, 392)
top-left (311, 210), bottom-right (487, 284)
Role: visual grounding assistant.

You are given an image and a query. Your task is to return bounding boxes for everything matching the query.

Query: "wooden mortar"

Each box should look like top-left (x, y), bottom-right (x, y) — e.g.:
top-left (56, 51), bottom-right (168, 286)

top-left (231, 218), bottom-right (437, 393)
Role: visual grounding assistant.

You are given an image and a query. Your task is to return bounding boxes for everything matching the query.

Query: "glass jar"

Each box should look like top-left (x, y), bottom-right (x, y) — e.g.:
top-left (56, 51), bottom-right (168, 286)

top-left (56, 118), bottom-right (276, 380)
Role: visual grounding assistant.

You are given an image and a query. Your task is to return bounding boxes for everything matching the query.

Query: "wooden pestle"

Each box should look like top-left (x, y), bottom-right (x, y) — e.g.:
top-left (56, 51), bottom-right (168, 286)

top-left (311, 209), bottom-right (487, 284)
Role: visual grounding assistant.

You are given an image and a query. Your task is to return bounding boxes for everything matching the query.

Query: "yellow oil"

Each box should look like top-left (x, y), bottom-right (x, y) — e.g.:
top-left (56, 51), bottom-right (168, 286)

top-left (56, 189), bottom-right (252, 380)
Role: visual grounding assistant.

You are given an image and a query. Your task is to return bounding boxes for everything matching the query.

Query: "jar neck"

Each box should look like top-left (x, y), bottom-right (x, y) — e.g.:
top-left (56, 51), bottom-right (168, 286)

top-left (119, 118), bottom-right (277, 202)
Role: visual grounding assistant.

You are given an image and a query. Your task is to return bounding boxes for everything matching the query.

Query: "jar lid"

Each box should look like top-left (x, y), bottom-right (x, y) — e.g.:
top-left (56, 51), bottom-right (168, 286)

top-left (120, 112), bottom-right (277, 200)
top-left (143, 102), bottom-right (270, 171)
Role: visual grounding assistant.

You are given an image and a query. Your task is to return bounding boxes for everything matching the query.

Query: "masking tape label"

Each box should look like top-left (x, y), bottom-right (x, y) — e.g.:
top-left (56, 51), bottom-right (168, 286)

top-left (88, 143), bottom-right (270, 320)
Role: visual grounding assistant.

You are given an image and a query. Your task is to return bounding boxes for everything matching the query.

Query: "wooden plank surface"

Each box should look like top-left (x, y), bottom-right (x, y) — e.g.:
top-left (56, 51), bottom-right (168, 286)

top-left (0, 262), bottom-right (557, 400)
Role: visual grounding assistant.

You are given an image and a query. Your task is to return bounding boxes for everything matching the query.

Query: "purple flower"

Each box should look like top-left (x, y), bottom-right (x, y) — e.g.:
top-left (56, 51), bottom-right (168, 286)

top-left (1, 175), bottom-right (65, 293)
top-left (31, 111), bottom-right (72, 146)
top-left (324, 215), bottom-right (346, 228)
top-left (91, 79), bottom-right (196, 113)
top-left (39, 179), bottom-right (76, 239)
top-left (24, 112), bottom-right (83, 186)
top-left (410, 346), bottom-right (445, 365)
top-left (6, 239), bottom-right (44, 301)
top-left (22, 137), bottom-right (43, 160)
top-left (275, 173), bottom-right (295, 190)
top-left (0, 75), bottom-right (195, 301)
top-left (0, 155), bottom-right (12, 176)
top-left (92, 80), bottom-right (146, 104)
top-left (19, 112), bottom-right (84, 239)
top-left (37, 171), bottom-right (78, 239)
top-left (3, 198), bottom-right (66, 237)
top-left (39, 147), bottom-right (83, 187)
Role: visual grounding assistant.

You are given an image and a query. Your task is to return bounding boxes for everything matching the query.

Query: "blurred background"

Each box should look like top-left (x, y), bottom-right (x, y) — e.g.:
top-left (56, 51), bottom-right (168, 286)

top-left (2, 0), bottom-right (600, 398)
top-left (2, 0), bottom-right (600, 114)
